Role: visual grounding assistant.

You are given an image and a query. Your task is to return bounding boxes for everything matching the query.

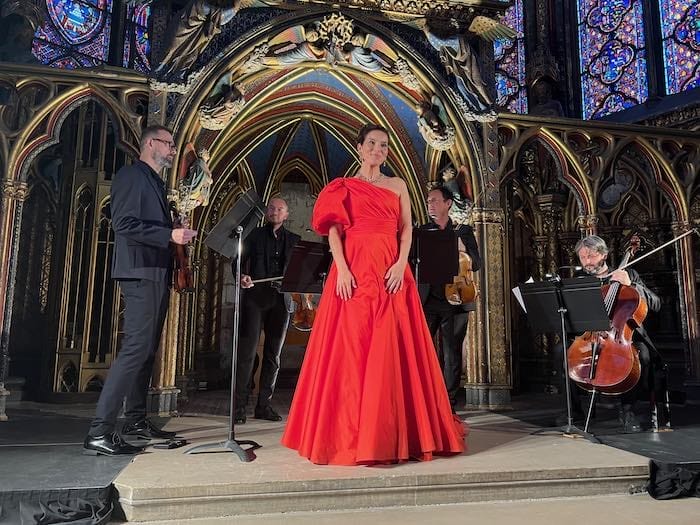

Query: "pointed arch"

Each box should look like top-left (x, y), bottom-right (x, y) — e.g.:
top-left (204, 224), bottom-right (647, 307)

top-left (497, 126), bottom-right (594, 215)
top-left (7, 85), bottom-right (141, 183)
top-left (167, 11), bottom-right (487, 209)
top-left (607, 137), bottom-right (688, 221)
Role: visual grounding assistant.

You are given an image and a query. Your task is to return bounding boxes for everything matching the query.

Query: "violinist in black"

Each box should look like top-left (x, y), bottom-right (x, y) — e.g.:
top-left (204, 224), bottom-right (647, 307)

top-left (233, 197), bottom-right (300, 424)
top-left (573, 234), bottom-right (666, 432)
top-left (418, 186), bottom-right (481, 412)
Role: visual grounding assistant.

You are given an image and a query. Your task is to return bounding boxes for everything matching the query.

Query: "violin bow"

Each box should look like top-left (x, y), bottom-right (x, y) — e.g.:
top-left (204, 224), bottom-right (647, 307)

top-left (610, 228), bottom-right (699, 274)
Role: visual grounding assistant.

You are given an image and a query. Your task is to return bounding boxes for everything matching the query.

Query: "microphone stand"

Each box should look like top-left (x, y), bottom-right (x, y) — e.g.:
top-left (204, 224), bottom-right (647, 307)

top-left (186, 226), bottom-right (261, 461)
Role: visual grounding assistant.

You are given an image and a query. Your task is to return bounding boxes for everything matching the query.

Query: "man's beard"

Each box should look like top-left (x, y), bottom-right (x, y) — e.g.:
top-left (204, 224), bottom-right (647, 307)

top-left (583, 260), bottom-right (607, 276)
top-left (155, 153), bottom-right (173, 169)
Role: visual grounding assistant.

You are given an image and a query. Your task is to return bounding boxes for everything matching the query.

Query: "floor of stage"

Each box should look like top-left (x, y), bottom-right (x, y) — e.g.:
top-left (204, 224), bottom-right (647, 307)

top-left (2, 392), bottom-right (700, 523)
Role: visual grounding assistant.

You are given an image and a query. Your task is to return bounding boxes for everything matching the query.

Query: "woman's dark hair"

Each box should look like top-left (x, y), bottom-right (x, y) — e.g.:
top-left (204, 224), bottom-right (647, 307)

top-left (356, 123), bottom-right (388, 145)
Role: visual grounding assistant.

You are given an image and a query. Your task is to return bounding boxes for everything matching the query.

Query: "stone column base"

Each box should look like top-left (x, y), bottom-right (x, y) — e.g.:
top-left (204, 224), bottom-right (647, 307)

top-left (0, 383), bottom-right (8, 421)
top-left (146, 386), bottom-right (180, 416)
top-left (464, 384), bottom-right (511, 409)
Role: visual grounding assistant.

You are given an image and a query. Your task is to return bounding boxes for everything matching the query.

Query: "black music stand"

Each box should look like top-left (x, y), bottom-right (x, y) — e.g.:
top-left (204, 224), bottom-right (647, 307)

top-left (520, 276), bottom-right (609, 442)
top-left (411, 229), bottom-right (459, 285)
top-left (280, 240), bottom-right (332, 294)
top-left (186, 189), bottom-right (265, 461)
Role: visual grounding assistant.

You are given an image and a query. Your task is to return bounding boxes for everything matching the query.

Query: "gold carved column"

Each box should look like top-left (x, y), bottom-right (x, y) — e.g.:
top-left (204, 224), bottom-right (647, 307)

top-left (464, 122), bottom-right (511, 408)
top-left (672, 221), bottom-right (700, 399)
top-left (466, 207), bottom-right (510, 407)
top-left (0, 179), bottom-right (30, 421)
top-left (142, 89), bottom-right (182, 415)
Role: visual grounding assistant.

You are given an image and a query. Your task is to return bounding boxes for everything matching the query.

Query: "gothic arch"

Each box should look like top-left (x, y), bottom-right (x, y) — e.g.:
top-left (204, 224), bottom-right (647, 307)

top-left (497, 126), bottom-right (593, 215)
top-left (7, 85), bottom-right (141, 183)
top-left (606, 137), bottom-right (688, 221)
top-left (167, 10), bottom-right (488, 206)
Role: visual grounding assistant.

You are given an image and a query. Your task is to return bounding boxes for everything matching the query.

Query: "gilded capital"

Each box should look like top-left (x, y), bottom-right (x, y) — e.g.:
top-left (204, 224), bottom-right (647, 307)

top-left (671, 221), bottom-right (693, 236)
top-left (472, 207), bottom-right (504, 226)
top-left (2, 179), bottom-right (30, 202)
top-left (577, 214), bottom-right (598, 235)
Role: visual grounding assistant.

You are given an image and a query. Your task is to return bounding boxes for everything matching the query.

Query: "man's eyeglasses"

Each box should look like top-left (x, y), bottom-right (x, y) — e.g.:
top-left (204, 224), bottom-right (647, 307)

top-left (152, 138), bottom-right (177, 151)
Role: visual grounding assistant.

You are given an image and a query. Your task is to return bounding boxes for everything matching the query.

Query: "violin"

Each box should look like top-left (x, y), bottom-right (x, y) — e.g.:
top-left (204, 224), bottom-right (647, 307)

top-left (567, 235), bottom-right (645, 394)
top-left (171, 203), bottom-right (195, 293)
top-left (445, 252), bottom-right (478, 305)
top-left (291, 293), bottom-right (317, 331)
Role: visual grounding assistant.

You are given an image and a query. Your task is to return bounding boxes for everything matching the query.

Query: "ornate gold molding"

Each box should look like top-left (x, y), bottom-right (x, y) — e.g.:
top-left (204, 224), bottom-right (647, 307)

top-left (577, 214), bottom-right (598, 235)
top-left (278, 0), bottom-right (508, 23)
top-left (472, 207), bottom-right (504, 226)
top-left (1, 179), bottom-right (30, 201)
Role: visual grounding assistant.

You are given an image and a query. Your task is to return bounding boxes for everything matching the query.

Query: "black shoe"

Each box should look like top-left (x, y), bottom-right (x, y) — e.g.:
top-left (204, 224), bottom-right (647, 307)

top-left (83, 432), bottom-right (145, 456)
top-left (618, 408), bottom-right (642, 433)
top-left (254, 405), bottom-right (282, 421)
top-left (234, 409), bottom-right (246, 424)
top-left (123, 418), bottom-right (177, 439)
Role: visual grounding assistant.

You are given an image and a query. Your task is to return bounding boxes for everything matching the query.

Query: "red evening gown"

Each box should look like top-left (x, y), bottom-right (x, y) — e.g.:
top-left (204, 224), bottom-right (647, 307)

top-left (281, 178), bottom-right (466, 465)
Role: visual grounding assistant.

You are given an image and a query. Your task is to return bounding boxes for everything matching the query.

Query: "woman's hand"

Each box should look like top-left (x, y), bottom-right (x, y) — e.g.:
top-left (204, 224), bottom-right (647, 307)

top-left (384, 261), bottom-right (406, 294)
top-left (336, 267), bottom-right (357, 300)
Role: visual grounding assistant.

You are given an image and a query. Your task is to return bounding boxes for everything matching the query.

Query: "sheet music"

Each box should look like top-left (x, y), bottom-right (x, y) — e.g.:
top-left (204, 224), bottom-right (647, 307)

top-left (512, 277), bottom-right (534, 313)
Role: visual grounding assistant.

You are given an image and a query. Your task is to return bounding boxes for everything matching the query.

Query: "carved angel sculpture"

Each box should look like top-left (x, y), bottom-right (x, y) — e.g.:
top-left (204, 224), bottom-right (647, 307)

top-left (262, 24), bottom-right (330, 67)
top-left (416, 94), bottom-right (456, 150)
top-left (180, 149), bottom-right (214, 211)
top-left (154, 0), bottom-right (239, 80)
top-left (199, 82), bottom-right (245, 130)
top-left (442, 165), bottom-right (474, 223)
top-left (414, 16), bottom-right (516, 119)
top-left (334, 32), bottom-right (401, 83)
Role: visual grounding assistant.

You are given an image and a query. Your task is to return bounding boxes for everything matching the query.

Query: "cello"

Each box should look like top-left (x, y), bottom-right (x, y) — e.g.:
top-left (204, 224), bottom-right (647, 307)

top-left (567, 235), bottom-right (645, 395)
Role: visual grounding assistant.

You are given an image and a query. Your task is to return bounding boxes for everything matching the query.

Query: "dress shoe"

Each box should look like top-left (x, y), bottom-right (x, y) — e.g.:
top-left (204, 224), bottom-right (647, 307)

top-left (234, 409), bottom-right (246, 424)
top-left (618, 407), bottom-right (642, 433)
top-left (254, 405), bottom-right (282, 422)
top-left (83, 432), bottom-right (145, 456)
top-left (123, 418), bottom-right (176, 439)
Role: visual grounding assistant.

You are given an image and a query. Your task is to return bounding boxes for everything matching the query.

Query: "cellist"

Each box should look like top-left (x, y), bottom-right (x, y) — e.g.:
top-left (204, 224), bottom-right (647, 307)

top-left (418, 185), bottom-right (482, 413)
top-left (571, 235), bottom-right (666, 432)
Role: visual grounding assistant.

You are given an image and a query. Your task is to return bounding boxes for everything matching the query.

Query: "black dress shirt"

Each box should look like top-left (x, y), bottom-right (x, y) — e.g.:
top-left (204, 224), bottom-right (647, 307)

top-left (420, 219), bottom-right (482, 312)
top-left (241, 224), bottom-right (289, 281)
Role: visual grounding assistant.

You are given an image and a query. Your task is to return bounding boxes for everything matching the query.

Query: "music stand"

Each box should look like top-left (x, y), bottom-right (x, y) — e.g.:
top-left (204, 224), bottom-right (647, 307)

top-left (520, 276), bottom-right (609, 442)
top-left (186, 188), bottom-right (265, 461)
top-left (280, 240), bottom-right (332, 294)
top-left (411, 229), bottom-right (459, 285)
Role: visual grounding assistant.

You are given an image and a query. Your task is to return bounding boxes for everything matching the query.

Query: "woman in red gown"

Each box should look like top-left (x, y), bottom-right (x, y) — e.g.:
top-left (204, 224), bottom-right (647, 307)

top-left (281, 124), bottom-right (466, 465)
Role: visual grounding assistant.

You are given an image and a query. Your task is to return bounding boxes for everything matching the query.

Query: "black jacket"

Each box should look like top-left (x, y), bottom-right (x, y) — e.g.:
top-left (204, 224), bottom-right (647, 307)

top-left (110, 160), bottom-right (173, 282)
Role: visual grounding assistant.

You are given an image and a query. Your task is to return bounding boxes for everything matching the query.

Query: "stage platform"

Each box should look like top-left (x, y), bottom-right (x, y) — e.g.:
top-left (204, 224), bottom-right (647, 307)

top-left (2, 394), bottom-right (699, 524)
top-left (112, 403), bottom-right (652, 522)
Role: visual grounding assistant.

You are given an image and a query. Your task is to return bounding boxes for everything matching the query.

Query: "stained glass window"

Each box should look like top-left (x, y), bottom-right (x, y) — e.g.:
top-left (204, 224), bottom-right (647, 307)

top-left (659, 0), bottom-right (700, 95)
top-left (494, 0), bottom-right (528, 114)
top-left (32, 0), bottom-right (113, 69)
top-left (577, 0), bottom-right (649, 119)
top-left (123, 1), bottom-right (151, 73)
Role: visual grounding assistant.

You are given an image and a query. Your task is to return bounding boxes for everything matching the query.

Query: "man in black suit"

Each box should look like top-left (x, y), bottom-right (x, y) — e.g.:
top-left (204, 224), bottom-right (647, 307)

top-left (234, 198), bottom-right (300, 424)
top-left (419, 186), bottom-right (481, 412)
top-left (84, 125), bottom-right (197, 456)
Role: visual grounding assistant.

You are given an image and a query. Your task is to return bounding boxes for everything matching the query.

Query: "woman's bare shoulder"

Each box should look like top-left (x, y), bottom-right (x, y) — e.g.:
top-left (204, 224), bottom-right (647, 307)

top-left (385, 175), bottom-right (407, 190)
